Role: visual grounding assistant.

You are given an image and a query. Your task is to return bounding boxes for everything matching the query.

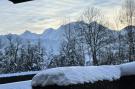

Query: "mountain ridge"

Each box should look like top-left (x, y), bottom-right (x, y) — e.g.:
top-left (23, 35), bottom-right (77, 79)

top-left (0, 21), bottom-right (134, 53)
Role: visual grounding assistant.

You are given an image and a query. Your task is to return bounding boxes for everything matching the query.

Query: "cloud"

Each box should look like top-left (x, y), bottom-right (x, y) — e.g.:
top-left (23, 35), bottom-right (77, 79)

top-left (0, 0), bottom-right (122, 34)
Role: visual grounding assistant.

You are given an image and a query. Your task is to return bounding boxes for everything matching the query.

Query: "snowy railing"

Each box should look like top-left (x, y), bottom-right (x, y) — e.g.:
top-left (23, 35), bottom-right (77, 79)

top-left (0, 71), bottom-right (38, 84)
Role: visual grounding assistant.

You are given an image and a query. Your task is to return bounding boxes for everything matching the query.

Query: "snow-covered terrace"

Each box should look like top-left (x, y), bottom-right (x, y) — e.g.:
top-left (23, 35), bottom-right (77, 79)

top-left (0, 62), bottom-right (135, 89)
top-left (32, 62), bottom-right (135, 87)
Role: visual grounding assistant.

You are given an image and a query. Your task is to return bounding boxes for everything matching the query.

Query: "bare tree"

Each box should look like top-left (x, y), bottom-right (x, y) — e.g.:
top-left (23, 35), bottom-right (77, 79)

top-left (34, 39), bottom-right (45, 70)
top-left (113, 15), bottom-right (126, 63)
top-left (81, 7), bottom-right (114, 65)
top-left (61, 21), bottom-right (85, 66)
top-left (5, 35), bottom-right (22, 72)
top-left (120, 0), bottom-right (135, 62)
top-left (49, 19), bottom-right (85, 68)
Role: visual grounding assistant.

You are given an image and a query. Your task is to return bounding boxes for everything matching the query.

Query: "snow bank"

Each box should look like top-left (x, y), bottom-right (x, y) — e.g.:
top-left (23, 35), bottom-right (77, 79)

top-left (0, 71), bottom-right (39, 78)
top-left (120, 62), bottom-right (135, 76)
top-left (32, 66), bottom-right (121, 87)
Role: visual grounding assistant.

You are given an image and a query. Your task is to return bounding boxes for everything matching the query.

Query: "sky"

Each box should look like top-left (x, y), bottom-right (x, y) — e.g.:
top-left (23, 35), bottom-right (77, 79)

top-left (0, 0), bottom-right (123, 35)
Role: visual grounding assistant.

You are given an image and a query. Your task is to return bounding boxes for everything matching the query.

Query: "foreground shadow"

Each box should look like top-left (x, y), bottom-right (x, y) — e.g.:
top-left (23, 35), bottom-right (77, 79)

top-left (32, 75), bottom-right (135, 89)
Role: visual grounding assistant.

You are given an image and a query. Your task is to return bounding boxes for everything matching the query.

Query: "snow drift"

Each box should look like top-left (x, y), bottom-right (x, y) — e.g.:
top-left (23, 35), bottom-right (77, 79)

top-left (32, 66), bottom-right (121, 87)
top-left (32, 62), bottom-right (135, 87)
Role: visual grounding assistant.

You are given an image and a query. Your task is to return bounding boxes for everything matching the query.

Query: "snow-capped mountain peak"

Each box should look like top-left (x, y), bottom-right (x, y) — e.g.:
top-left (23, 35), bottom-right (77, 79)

top-left (21, 30), bottom-right (39, 39)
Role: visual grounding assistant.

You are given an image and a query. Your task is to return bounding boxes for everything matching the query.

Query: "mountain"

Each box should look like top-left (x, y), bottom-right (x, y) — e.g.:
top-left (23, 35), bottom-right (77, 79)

top-left (41, 28), bottom-right (55, 39)
top-left (39, 21), bottom-right (83, 53)
top-left (119, 25), bottom-right (135, 36)
top-left (123, 25), bottom-right (135, 30)
top-left (0, 21), bottom-right (132, 54)
top-left (20, 30), bottom-right (39, 40)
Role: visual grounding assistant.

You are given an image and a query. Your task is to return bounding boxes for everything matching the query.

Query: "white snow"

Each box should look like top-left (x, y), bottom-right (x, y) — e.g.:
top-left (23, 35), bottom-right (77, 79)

top-left (32, 66), bottom-right (121, 87)
top-left (120, 61), bottom-right (135, 76)
top-left (0, 71), bottom-right (38, 78)
top-left (0, 80), bottom-right (31, 89)
top-left (1, 62), bottom-right (135, 88)
top-left (32, 62), bottom-right (135, 87)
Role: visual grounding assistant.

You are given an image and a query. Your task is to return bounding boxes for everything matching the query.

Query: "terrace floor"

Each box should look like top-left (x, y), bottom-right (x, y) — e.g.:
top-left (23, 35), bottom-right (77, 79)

top-left (0, 80), bottom-right (31, 89)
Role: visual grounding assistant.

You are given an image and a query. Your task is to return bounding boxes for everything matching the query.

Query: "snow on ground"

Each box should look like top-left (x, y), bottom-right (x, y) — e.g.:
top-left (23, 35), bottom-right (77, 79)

top-left (0, 71), bottom-right (39, 78)
top-left (120, 61), bottom-right (135, 76)
top-left (0, 80), bottom-right (31, 89)
top-left (32, 66), bottom-right (121, 87)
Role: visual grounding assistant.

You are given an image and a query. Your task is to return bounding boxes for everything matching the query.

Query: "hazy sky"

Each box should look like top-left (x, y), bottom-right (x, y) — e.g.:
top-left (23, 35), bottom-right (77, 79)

top-left (0, 0), bottom-right (123, 34)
